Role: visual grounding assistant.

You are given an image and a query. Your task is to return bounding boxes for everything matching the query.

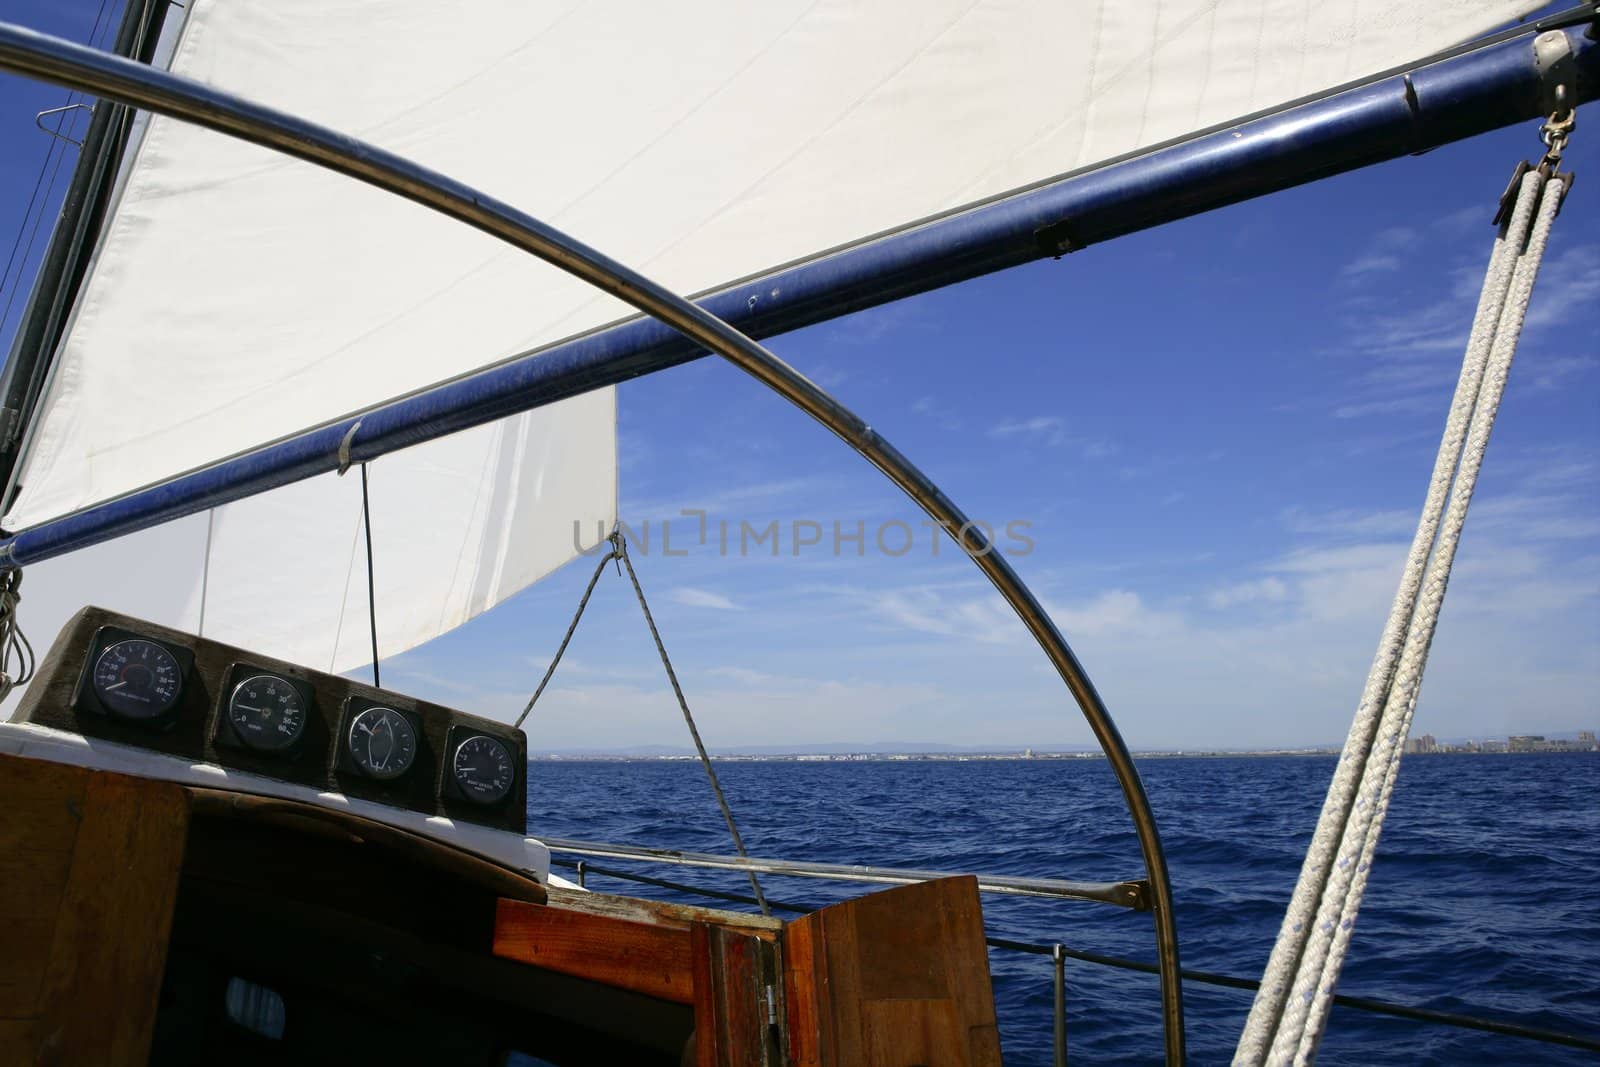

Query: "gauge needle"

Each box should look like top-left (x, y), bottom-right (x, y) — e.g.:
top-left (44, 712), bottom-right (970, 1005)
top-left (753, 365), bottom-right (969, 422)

top-left (372, 720), bottom-right (392, 769)
top-left (104, 680), bottom-right (127, 690)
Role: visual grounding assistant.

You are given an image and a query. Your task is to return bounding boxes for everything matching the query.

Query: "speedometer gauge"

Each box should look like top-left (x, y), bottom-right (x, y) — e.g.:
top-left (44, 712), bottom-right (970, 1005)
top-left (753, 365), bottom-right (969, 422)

top-left (347, 705), bottom-right (417, 780)
top-left (450, 734), bottom-right (515, 806)
top-left (227, 674), bottom-right (307, 753)
top-left (92, 638), bottom-right (183, 722)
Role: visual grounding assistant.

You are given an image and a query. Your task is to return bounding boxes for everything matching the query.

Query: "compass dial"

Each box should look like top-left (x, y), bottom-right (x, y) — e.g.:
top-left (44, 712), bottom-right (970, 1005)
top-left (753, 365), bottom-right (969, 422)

top-left (451, 734), bottom-right (515, 806)
top-left (227, 674), bottom-right (307, 753)
top-left (347, 706), bottom-right (416, 780)
top-left (91, 639), bottom-right (183, 721)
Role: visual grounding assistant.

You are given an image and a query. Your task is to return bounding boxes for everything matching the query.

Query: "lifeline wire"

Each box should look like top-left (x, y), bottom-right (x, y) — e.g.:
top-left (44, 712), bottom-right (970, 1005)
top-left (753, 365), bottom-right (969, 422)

top-left (1236, 160), bottom-right (1569, 1065)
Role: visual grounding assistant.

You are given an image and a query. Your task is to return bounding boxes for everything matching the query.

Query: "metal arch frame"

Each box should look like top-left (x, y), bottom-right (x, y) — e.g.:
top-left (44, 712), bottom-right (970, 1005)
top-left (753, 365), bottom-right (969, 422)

top-left (0, 22), bottom-right (1187, 1061)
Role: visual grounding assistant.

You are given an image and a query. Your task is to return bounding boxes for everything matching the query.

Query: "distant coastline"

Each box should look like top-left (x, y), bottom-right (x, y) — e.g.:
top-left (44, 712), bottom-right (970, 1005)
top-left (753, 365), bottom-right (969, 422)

top-left (528, 731), bottom-right (1599, 762)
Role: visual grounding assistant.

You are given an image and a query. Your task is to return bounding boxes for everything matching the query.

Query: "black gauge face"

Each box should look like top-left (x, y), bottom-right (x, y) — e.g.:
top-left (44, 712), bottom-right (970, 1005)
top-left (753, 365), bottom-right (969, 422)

top-left (227, 674), bottom-right (307, 753)
top-left (91, 639), bottom-right (183, 721)
top-left (347, 706), bottom-right (416, 780)
top-left (451, 734), bottom-right (515, 806)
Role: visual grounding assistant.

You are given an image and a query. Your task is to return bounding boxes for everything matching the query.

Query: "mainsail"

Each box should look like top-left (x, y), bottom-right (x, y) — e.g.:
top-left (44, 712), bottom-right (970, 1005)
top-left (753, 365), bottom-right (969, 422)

top-left (0, 0), bottom-right (1538, 680)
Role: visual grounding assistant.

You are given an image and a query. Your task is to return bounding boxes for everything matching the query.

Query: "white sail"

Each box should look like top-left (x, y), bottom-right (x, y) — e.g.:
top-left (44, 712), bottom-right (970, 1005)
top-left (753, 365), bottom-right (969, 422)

top-left (1, 395), bottom-right (613, 718)
top-left (4, 0), bottom-right (1538, 531)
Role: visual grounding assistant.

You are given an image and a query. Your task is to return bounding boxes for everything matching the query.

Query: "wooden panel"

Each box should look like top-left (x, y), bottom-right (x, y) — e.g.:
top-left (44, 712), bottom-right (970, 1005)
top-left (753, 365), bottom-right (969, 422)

top-left (692, 923), bottom-right (776, 1067)
top-left (0, 1019), bottom-right (39, 1064)
top-left (0, 759), bottom-right (85, 1016)
top-left (781, 914), bottom-right (823, 1067)
top-left (546, 884), bottom-right (780, 939)
top-left (35, 773), bottom-right (189, 1065)
top-left (493, 897), bottom-right (696, 1004)
top-left (0, 754), bottom-right (189, 1066)
top-left (780, 876), bottom-right (1002, 1067)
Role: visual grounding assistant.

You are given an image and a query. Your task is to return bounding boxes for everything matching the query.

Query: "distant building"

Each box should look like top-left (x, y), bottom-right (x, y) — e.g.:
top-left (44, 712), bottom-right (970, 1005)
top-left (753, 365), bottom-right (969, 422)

top-left (1405, 734), bottom-right (1438, 755)
top-left (1508, 735), bottom-right (1546, 753)
top-left (1579, 730), bottom-right (1597, 750)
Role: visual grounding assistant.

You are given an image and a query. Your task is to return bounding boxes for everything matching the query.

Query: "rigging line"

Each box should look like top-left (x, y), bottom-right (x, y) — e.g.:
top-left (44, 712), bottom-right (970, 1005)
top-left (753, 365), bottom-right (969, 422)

top-left (1292, 168), bottom-right (1570, 1067)
top-left (1241, 155), bottom-right (1570, 1067)
top-left (0, 119), bottom-right (73, 340)
top-left (513, 542), bottom-right (616, 729)
top-left (1234, 160), bottom-right (1541, 1067)
top-left (0, 0), bottom-right (113, 332)
top-left (613, 530), bottom-right (771, 917)
top-left (360, 462), bottom-right (379, 688)
top-left (196, 506), bottom-right (213, 635)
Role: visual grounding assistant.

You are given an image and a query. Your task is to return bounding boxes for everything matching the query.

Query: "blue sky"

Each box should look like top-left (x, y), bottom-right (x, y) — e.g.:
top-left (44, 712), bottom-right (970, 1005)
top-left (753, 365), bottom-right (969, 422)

top-left (1, 4), bottom-right (1596, 751)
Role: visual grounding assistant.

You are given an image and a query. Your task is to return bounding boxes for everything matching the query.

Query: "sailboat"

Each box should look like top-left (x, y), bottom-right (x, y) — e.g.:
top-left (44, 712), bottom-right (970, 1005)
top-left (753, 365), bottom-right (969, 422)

top-left (0, 1), bottom-right (1593, 1063)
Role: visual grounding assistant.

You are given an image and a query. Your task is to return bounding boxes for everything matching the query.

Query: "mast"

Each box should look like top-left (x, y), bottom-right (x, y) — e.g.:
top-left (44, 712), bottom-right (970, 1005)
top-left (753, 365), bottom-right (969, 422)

top-left (0, 0), bottom-right (170, 507)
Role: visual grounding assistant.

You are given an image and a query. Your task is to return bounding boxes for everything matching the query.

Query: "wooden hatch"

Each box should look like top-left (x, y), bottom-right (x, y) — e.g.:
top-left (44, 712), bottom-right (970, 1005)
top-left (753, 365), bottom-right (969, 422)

top-left (0, 751), bottom-right (1001, 1065)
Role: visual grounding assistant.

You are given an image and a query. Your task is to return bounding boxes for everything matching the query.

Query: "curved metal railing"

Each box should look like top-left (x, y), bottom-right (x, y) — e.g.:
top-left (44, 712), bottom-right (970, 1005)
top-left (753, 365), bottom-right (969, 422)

top-left (0, 22), bottom-right (1184, 1059)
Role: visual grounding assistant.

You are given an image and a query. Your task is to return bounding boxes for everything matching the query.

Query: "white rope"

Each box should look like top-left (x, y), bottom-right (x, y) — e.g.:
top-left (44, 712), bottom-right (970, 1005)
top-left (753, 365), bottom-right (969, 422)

top-left (1235, 165), bottom-right (1567, 1065)
top-left (1289, 170), bottom-right (1568, 1065)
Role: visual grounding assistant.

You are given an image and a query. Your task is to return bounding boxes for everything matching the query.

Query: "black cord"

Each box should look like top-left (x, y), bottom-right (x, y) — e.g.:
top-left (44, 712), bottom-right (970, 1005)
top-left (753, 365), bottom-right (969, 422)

top-left (360, 462), bottom-right (379, 688)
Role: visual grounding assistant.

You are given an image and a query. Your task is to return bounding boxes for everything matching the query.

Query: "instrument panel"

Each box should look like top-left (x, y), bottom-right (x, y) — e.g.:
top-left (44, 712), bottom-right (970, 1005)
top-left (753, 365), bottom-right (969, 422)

top-left (17, 607), bottom-right (527, 833)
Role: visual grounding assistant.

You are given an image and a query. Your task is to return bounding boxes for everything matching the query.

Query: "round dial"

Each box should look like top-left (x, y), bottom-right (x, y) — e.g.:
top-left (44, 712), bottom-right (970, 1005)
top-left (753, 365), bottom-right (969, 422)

top-left (92, 639), bottom-right (183, 721)
top-left (227, 674), bottom-right (307, 753)
top-left (347, 707), bottom-right (416, 780)
top-left (451, 734), bottom-right (515, 806)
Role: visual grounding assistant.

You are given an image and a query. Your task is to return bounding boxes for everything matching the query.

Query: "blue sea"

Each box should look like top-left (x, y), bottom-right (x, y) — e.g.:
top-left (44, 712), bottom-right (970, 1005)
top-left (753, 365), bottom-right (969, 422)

top-left (525, 754), bottom-right (1598, 1064)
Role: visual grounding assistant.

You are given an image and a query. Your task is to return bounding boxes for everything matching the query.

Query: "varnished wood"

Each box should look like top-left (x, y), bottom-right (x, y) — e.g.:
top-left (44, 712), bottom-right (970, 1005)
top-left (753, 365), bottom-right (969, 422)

top-left (692, 923), bottom-right (776, 1067)
top-left (494, 897), bottom-right (697, 1004)
top-left (781, 913), bottom-right (823, 1067)
top-left (0, 754), bottom-right (188, 1066)
top-left (0, 758), bottom-right (83, 1017)
top-left (545, 884), bottom-right (779, 939)
top-left (780, 876), bottom-right (1002, 1067)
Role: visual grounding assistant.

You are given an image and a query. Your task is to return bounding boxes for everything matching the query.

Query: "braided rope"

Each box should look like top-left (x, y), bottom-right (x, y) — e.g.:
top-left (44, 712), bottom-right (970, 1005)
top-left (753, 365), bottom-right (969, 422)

top-left (1237, 165), bottom-right (1564, 1065)
top-left (1288, 171), bottom-right (1569, 1065)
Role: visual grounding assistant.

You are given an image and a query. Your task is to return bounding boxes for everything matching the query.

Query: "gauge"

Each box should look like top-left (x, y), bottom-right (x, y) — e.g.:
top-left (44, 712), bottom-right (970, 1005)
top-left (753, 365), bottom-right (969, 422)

top-left (91, 639), bottom-right (183, 721)
top-left (451, 734), bottom-right (515, 806)
top-left (347, 706), bottom-right (417, 780)
top-left (227, 674), bottom-right (307, 753)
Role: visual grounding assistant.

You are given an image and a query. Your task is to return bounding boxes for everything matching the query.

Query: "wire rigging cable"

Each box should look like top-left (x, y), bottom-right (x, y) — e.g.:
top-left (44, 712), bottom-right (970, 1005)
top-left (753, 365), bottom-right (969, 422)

top-left (360, 462), bottom-right (379, 688)
top-left (518, 528), bottom-right (770, 915)
top-left (1236, 131), bottom-right (1574, 1065)
top-left (0, 0), bottom-right (114, 340)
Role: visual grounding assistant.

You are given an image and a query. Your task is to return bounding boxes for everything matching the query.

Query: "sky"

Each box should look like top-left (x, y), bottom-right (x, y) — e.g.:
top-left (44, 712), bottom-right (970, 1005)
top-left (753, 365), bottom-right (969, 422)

top-left (0, 4), bottom-right (1595, 753)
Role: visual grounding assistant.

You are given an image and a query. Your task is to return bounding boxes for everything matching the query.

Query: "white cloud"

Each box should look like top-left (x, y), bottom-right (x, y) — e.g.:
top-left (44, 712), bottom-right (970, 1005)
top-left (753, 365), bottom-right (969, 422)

top-left (1340, 226), bottom-right (1419, 277)
top-left (1207, 577), bottom-right (1289, 610)
top-left (990, 415), bottom-right (1067, 444)
top-left (1283, 507), bottom-right (1416, 539)
top-left (1523, 246), bottom-right (1600, 331)
top-left (669, 587), bottom-right (741, 611)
